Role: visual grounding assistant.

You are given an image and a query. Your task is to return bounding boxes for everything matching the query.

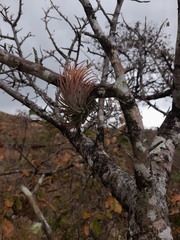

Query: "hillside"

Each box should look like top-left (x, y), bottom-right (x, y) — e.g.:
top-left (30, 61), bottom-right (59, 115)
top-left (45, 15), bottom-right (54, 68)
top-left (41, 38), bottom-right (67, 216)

top-left (0, 111), bottom-right (130, 239)
top-left (0, 111), bottom-right (180, 239)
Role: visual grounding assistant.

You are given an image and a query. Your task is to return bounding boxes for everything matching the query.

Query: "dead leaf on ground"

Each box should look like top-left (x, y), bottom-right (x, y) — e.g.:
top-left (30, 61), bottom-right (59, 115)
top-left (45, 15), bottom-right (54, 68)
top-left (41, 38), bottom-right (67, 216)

top-left (7, 185), bottom-right (13, 192)
top-left (0, 147), bottom-right (4, 161)
top-left (105, 138), bottom-right (110, 147)
top-left (111, 136), bottom-right (117, 144)
top-left (22, 169), bottom-right (30, 176)
top-left (171, 194), bottom-right (180, 205)
top-left (83, 224), bottom-right (89, 236)
top-left (2, 218), bottom-right (14, 238)
top-left (105, 196), bottom-right (122, 213)
top-left (49, 203), bottom-right (56, 212)
top-left (59, 152), bottom-right (71, 165)
top-left (5, 198), bottom-right (14, 208)
top-left (82, 212), bottom-right (91, 219)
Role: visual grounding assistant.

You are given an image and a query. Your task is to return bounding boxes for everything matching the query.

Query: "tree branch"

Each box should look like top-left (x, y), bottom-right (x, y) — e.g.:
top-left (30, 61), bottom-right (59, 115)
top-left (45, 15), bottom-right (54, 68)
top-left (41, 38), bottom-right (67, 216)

top-left (131, 0), bottom-right (150, 3)
top-left (0, 48), bottom-right (59, 86)
top-left (21, 185), bottom-right (56, 240)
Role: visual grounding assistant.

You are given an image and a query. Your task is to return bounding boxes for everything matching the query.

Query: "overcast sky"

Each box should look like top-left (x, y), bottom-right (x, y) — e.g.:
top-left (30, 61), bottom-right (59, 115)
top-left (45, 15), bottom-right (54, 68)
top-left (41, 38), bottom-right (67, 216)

top-left (0, 0), bottom-right (178, 128)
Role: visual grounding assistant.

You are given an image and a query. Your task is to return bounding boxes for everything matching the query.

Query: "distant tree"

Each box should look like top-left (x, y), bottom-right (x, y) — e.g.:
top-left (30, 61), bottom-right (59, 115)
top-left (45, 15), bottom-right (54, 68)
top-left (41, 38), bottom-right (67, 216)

top-left (0, 0), bottom-right (179, 239)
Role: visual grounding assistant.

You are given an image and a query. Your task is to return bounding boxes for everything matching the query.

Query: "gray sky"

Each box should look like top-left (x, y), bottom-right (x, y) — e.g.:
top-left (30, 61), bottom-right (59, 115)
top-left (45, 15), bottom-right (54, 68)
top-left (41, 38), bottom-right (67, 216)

top-left (0, 0), bottom-right (178, 128)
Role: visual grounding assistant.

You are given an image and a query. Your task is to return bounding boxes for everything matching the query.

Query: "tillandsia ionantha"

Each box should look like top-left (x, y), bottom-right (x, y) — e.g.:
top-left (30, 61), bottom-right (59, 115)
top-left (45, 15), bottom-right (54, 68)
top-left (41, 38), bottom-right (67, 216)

top-left (59, 64), bottom-right (97, 128)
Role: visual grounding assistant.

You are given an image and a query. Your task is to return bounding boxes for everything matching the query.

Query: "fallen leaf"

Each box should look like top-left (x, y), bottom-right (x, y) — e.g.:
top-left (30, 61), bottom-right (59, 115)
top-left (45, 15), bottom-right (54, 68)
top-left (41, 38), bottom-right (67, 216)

top-left (59, 152), bottom-right (70, 165)
top-left (176, 225), bottom-right (180, 233)
top-left (5, 198), bottom-right (14, 208)
top-left (49, 203), bottom-right (56, 212)
top-left (105, 138), bottom-right (110, 147)
top-left (2, 218), bottom-right (14, 238)
top-left (7, 185), bottom-right (13, 192)
top-left (113, 200), bottom-right (122, 213)
top-left (82, 212), bottom-right (91, 219)
top-left (113, 147), bottom-right (117, 153)
top-left (0, 147), bottom-right (4, 161)
top-left (111, 136), bottom-right (117, 144)
top-left (171, 194), bottom-right (180, 205)
top-left (83, 224), bottom-right (89, 236)
top-left (22, 169), bottom-right (30, 177)
top-left (105, 197), bottom-right (122, 213)
top-left (169, 208), bottom-right (180, 215)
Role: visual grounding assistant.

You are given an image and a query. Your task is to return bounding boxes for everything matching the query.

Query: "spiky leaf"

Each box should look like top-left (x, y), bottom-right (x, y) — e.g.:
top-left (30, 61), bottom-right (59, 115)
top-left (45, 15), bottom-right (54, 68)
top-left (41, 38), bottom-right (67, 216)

top-left (59, 64), bottom-right (96, 128)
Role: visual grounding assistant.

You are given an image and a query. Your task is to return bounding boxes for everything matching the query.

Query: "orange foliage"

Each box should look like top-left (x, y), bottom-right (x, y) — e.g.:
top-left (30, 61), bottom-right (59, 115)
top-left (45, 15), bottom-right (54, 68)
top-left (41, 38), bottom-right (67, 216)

top-left (171, 194), bottom-right (180, 206)
top-left (83, 224), bottom-right (89, 236)
top-left (2, 218), bottom-right (14, 238)
top-left (105, 196), bottom-right (122, 213)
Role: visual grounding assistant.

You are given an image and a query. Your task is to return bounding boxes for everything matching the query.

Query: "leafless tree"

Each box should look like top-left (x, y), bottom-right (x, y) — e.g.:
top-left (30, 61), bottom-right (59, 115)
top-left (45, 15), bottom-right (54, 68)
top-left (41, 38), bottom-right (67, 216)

top-left (0, 0), bottom-right (179, 239)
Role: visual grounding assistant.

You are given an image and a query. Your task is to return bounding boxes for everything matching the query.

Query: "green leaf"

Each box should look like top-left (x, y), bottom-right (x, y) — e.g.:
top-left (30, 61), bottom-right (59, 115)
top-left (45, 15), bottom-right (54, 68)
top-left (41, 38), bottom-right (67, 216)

top-left (29, 109), bottom-right (37, 116)
top-left (37, 190), bottom-right (45, 200)
top-left (16, 197), bottom-right (23, 210)
top-left (91, 217), bottom-right (101, 237)
top-left (31, 222), bottom-right (42, 234)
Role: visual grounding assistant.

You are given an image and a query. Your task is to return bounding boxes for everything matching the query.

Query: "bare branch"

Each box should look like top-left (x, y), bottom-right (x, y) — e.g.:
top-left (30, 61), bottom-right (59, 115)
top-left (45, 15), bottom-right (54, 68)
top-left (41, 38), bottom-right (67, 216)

top-left (12, 0), bottom-right (23, 27)
top-left (42, 7), bottom-right (68, 61)
top-left (0, 34), bottom-right (14, 40)
top-left (95, 0), bottom-right (112, 25)
top-left (146, 100), bottom-right (168, 116)
top-left (131, 0), bottom-right (150, 3)
top-left (21, 185), bottom-right (57, 240)
top-left (0, 48), bottom-right (59, 86)
top-left (96, 56), bottom-right (109, 149)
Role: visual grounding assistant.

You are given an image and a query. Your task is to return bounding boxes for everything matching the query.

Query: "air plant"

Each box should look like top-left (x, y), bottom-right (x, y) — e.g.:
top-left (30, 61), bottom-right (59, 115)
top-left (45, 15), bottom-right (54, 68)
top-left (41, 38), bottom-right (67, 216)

top-left (59, 64), bottom-right (97, 128)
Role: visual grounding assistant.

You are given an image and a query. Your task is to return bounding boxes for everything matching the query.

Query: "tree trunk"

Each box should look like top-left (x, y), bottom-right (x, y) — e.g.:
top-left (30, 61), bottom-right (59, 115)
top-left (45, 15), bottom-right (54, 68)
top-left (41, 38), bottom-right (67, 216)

top-left (128, 189), bottom-right (172, 240)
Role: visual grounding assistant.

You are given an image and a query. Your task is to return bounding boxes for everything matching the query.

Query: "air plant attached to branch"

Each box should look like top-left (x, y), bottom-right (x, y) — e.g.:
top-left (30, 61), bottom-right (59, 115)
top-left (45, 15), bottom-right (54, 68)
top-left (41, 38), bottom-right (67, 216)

top-left (59, 64), bottom-right (97, 128)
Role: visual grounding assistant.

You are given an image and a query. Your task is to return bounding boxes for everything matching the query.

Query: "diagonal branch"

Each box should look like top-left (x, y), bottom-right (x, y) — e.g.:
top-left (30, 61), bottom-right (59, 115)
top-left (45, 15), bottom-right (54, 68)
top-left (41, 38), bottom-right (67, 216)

top-left (12, 0), bottom-right (23, 27)
top-left (21, 185), bottom-right (56, 240)
top-left (0, 48), bottom-right (59, 86)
